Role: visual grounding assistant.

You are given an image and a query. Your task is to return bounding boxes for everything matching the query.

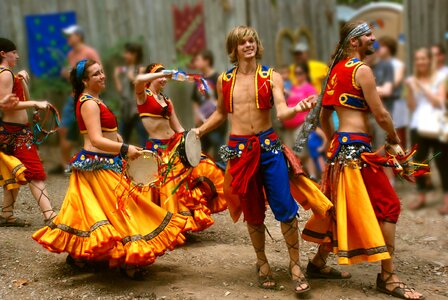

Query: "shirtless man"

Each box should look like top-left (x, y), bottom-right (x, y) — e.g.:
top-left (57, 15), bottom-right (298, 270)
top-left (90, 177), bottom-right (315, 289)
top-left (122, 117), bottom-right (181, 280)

top-left (193, 26), bottom-right (319, 294)
top-left (0, 37), bottom-right (56, 226)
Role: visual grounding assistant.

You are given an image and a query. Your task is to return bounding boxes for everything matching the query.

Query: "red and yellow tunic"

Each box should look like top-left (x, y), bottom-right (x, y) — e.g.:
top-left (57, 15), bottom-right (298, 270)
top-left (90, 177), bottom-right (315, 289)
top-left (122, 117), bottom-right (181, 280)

top-left (322, 58), bottom-right (368, 111)
top-left (75, 94), bottom-right (118, 134)
top-left (137, 88), bottom-right (173, 119)
top-left (221, 64), bottom-right (273, 113)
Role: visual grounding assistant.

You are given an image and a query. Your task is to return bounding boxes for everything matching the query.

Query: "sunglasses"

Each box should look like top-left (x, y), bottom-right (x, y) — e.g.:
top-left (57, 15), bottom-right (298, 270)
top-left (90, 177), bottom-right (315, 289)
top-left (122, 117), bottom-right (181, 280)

top-left (295, 71), bottom-right (305, 75)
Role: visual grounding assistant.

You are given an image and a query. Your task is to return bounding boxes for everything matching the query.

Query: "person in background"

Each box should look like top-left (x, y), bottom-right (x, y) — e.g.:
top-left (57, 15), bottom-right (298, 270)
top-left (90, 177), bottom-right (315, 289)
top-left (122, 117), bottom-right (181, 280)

top-left (113, 42), bottom-right (146, 147)
top-left (405, 47), bottom-right (448, 214)
top-left (431, 43), bottom-right (448, 79)
top-left (191, 50), bottom-right (227, 161)
top-left (50, 25), bottom-right (101, 174)
top-left (282, 63), bottom-right (316, 147)
top-left (289, 42), bottom-right (328, 93)
top-left (278, 65), bottom-right (292, 98)
top-left (365, 41), bottom-right (395, 149)
top-left (282, 63), bottom-right (326, 180)
top-left (378, 36), bottom-right (408, 149)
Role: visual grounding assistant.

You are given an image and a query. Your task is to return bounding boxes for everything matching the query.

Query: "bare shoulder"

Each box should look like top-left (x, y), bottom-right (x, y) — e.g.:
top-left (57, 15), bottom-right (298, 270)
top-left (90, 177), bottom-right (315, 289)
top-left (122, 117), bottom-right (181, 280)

top-left (355, 64), bottom-right (375, 83)
top-left (271, 71), bottom-right (284, 88)
top-left (0, 70), bottom-right (13, 84)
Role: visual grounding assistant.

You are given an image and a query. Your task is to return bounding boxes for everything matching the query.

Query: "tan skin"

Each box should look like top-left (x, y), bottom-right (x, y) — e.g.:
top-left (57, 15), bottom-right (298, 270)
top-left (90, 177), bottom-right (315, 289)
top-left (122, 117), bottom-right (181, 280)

top-left (79, 63), bottom-right (142, 159)
top-left (316, 33), bottom-right (423, 300)
top-left (405, 49), bottom-right (447, 213)
top-left (0, 94), bottom-right (19, 110)
top-left (193, 36), bottom-right (316, 292)
top-left (134, 71), bottom-right (184, 139)
top-left (0, 49), bottom-right (55, 223)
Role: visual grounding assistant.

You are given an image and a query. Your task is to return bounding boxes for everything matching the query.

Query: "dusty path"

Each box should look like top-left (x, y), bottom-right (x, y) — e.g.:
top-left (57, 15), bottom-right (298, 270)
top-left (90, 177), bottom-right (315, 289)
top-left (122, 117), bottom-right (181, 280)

top-left (0, 163), bottom-right (447, 299)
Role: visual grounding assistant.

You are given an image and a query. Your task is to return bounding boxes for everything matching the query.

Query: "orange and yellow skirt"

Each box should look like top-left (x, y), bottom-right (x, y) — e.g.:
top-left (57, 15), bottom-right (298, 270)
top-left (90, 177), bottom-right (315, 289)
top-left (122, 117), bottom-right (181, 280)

top-left (146, 133), bottom-right (227, 232)
top-left (32, 150), bottom-right (187, 267)
top-left (302, 132), bottom-right (400, 265)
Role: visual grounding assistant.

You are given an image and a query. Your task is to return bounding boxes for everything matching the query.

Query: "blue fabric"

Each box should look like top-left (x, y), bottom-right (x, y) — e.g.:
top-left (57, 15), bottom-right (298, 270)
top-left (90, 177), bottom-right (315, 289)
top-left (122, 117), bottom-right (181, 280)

top-left (61, 95), bottom-right (75, 127)
top-left (228, 128), bottom-right (298, 222)
top-left (25, 11), bottom-right (76, 77)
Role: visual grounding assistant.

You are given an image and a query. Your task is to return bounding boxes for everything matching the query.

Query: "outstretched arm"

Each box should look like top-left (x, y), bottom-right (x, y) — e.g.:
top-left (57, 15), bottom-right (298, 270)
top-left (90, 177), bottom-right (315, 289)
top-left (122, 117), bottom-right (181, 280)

top-left (194, 74), bottom-right (227, 137)
top-left (134, 71), bottom-right (173, 103)
top-left (272, 71), bottom-right (316, 121)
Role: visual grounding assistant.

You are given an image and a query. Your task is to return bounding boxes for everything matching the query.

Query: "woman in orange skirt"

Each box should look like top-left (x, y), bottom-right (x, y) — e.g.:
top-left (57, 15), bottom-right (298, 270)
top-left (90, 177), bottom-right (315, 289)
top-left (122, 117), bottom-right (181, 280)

top-left (33, 59), bottom-right (187, 279)
top-left (133, 63), bottom-right (227, 233)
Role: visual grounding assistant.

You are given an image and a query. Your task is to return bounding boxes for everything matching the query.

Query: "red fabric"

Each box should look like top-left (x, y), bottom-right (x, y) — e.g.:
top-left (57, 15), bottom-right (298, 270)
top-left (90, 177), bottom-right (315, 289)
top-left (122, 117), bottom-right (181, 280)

top-left (221, 65), bottom-right (273, 113)
top-left (75, 94), bottom-right (118, 133)
top-left (2, 123), bottom-right (46, 181)
top-left (138, 89), bottom-right (173, 119)
top-left (322, 58), bottom-right (367, 111)
top-left (145, 132), bottom-right (182, 154)
top-left (0, 68), bottom-right (26, 101)
top-left (228, 136), bottom-right (261, 195)
top-left (361, 166), bottom-right (400, 223)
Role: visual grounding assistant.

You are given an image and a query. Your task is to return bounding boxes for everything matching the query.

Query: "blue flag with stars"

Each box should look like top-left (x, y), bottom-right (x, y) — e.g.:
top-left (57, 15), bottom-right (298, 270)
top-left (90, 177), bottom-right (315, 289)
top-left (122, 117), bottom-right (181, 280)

top-left (25, 11), bottom-right (76, 77)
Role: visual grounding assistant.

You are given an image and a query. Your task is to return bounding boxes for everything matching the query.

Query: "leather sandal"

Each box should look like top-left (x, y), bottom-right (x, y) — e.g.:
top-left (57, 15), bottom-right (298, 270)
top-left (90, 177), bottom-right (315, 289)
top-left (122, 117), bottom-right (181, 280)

top-left (376, 270), bottom-right (425, 300)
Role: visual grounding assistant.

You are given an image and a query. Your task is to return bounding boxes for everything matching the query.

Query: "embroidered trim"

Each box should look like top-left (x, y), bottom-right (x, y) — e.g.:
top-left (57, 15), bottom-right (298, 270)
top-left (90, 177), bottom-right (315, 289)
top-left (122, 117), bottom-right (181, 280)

top-left (70, 153), bottom-right (122, 173)
top-left (48, 220), bottom-right (110, 237)
top-left (329, 143), bottom-right (371, 168)
top-left (338, 245), bottom-right (389, 258)
top-left (121, 212), bottom-right (172, 244)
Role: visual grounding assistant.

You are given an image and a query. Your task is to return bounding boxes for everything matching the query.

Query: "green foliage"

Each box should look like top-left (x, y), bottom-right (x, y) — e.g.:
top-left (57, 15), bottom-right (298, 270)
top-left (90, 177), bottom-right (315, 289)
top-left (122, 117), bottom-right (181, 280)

top-left (29, 77), bottom-right (71, 110)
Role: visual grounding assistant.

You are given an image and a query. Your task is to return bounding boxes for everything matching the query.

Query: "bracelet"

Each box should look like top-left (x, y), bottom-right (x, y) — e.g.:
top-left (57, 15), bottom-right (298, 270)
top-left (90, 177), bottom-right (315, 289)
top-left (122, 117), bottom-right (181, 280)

top-left (120, 143), bottom-right (129, 158)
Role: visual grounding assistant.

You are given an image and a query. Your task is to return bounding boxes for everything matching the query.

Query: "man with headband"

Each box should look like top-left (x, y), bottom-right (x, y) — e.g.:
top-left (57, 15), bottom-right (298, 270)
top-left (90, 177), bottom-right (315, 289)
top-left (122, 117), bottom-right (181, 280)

top-left (301, 22), bottom-right (424, 299)
top-left (193, 26), bottom-right (336, 295)
top-left (0, 37), bottom-right (57, 227)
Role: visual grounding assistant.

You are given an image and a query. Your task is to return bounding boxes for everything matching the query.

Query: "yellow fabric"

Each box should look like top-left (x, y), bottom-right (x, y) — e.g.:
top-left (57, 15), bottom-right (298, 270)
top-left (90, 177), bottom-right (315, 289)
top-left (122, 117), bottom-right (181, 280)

top-left (0, 152), bottom-right (28, 190)
top-left (190, 158), bottom-right (227, 214)
top-left (289, 60), bottom-right (328, 93)
top-left (156, 147), bottom-right (225, 232)
top-left (289, 175), bottom-right (333, 218)
top-left (223, 166), bottom-right (332, 223)
top-left (302, 165), bottom-right (391, 265)
top-left (32, 169), bottom-right (187, 267)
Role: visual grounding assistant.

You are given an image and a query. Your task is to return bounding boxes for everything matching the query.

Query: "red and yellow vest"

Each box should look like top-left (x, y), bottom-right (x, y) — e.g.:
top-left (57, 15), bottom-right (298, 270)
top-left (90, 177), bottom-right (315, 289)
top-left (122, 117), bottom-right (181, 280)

top-left (0, 67), bottom-right (26, 102)
top-left (322, 58), bottom-right (368, 111)
top-left (221, 65), bottom-right (273, 113)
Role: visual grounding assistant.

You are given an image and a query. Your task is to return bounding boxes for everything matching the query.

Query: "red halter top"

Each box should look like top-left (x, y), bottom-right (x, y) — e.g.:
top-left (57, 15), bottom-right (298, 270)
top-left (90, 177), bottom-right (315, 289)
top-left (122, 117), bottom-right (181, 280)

top-left (137, 88), bottom-right (173, 119)
top-left (75, 94), bottom-right (118, 134)
top-left (0, 67), bottom-right (27, 102)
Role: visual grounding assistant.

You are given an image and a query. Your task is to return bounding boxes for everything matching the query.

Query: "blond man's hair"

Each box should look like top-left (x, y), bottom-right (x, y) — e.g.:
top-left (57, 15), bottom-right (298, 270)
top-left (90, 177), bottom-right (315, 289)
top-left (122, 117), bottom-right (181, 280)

top-left (226, 26), bottom-right (264, 65)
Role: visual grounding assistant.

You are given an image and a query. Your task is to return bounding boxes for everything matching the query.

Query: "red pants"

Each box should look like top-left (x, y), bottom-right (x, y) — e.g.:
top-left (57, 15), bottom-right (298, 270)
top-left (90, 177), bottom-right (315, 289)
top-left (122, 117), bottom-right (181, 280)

top-left (0, 121), bottom-right (46, 181)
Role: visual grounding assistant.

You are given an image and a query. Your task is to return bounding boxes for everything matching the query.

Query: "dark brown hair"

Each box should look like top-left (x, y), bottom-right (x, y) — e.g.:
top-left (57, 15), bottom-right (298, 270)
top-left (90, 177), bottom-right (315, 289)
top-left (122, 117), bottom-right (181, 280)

top-left (70, 59), bottom-right (98, 107)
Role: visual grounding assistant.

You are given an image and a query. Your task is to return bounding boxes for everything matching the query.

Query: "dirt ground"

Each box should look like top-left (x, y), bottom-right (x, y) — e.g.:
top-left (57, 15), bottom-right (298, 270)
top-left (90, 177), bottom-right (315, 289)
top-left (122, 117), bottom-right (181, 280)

top-left (0, 148), bottom-right (447, 300)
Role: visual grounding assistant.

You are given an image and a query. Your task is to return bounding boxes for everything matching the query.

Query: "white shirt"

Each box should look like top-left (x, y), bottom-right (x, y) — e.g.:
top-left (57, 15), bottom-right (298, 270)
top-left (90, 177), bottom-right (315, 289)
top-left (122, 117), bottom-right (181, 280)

top-left (409, 72), bottom-right (446, 129)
